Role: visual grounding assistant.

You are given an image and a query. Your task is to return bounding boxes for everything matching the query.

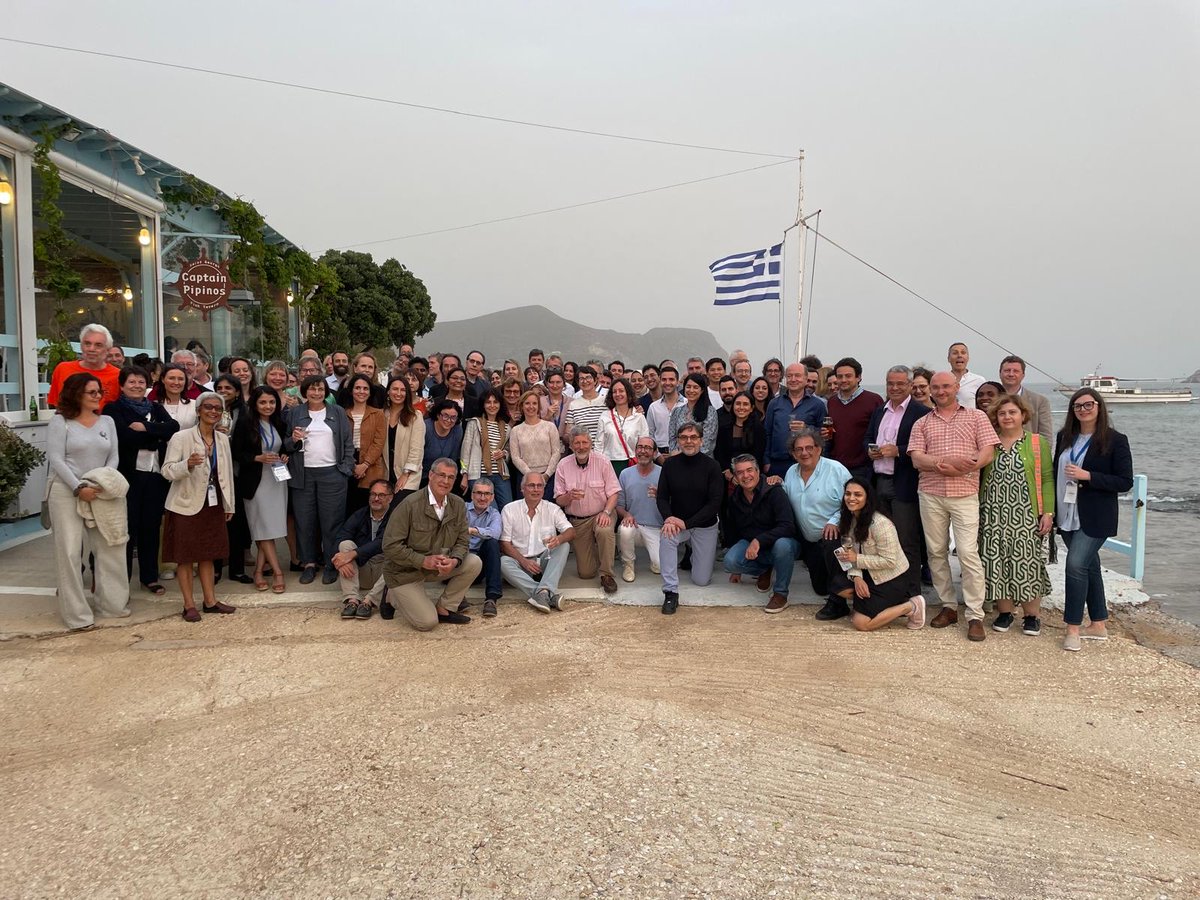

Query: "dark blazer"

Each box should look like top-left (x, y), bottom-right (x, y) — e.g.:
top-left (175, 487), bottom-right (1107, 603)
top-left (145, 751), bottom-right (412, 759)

top-left (103, 399), bottom-right (180, 479)
top-left (864, 399), bottom-right (931, 502)
top-left (335, 499), bottom-right (398, 565)
top-left (1053, 428), bottom-right (1133, 538)
top-left (284, 403), bottom-right (356, 488)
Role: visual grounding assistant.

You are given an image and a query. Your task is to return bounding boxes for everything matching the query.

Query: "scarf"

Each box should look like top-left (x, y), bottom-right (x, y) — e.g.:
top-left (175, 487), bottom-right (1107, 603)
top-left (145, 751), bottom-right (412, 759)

top-left (114, 392), bottom-right (153, 418)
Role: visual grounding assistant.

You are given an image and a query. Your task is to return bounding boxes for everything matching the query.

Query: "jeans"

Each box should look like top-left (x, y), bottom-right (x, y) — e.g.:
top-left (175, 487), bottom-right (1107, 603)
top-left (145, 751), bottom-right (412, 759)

top-left (660, 523), bottom-right (719, 593)
top-left (291, 466), bottom-right (348, 568)
top-left (1061, 529), bottom-right (1108, 626)
top-left (723, 537), bottom-right (798, 596)
top-left (472, 537), bottom-right (504, 599)
top-left (500, 543), bottom-right (570, 598)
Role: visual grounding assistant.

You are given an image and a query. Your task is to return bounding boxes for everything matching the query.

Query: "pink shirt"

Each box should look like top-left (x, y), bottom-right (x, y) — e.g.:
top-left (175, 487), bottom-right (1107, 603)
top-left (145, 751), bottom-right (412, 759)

top-left (908, 404), bottom-right (998, 498)
top-left (873, 396), bottom-right (909, 476)
top-left (553, 452), bottom-right (620, 518)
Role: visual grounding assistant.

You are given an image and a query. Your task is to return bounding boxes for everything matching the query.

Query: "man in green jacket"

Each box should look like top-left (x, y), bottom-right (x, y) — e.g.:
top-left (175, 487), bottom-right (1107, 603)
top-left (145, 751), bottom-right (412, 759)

top-left (382, 457), bottom-right (481, 629)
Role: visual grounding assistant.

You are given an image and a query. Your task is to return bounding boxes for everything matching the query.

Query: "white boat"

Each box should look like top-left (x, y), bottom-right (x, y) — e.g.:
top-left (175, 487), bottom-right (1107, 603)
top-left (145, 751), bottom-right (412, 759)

top-left (1059, 374), bottom-right (1194, 404)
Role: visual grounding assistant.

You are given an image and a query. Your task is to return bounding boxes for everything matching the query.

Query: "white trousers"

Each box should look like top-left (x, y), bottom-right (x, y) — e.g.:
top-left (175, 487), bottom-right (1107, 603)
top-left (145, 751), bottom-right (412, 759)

top-left (617, 523), bottom-right (662, 570)
top-left (48, 481), bottom-right (130, 629)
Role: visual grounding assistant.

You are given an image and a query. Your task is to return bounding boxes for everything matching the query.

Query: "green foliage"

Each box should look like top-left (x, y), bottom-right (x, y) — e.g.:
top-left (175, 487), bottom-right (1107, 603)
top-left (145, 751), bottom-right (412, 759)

top-left (31, 126), bottom-right (82, 367)
top-left (310, 250), bottom-right (436, 357)
top-left (0, 421), bottom-right (47, 518)
top-left (237, 299), bottom-right (290, 361)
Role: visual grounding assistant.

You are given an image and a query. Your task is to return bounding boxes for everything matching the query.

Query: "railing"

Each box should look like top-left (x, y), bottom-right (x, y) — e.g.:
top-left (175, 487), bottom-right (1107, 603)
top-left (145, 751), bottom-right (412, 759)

top-left (1103, 473), bottom-right (1148, 581)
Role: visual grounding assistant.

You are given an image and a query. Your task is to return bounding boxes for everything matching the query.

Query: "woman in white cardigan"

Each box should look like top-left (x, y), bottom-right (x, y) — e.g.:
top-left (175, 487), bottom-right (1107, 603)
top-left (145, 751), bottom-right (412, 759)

top-left (383, 375), bottom-right (425, 497)
top-left (829, 477), bottom-right (925, 632)
top-left (160, 391), bottom-right (237, 621)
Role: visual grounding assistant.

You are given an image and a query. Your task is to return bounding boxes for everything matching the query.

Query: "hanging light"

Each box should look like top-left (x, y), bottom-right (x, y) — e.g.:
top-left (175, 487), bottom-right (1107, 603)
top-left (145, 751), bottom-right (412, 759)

top-left (286, 289), bottom-right (294, 305)
top-left (122, 285), bottom-right (133, 301)
top-left (0, 180), bottom-right (11, 205)
top-left (137, 227), bottom-right (151, 247)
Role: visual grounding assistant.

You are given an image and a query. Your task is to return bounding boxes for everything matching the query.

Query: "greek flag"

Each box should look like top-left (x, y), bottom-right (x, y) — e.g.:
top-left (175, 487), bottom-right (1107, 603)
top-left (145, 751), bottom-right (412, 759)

top-left (710, 243), bottom-right (783, 306)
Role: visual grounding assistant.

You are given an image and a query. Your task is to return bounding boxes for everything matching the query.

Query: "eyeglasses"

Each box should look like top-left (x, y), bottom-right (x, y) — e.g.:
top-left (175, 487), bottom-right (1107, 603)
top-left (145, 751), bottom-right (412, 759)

top-left (82, 389), bottom-right (103, 397)
top-left (438, 413), bottom-right (458, 422)
top-left (1072, 401), bottom-right (1097, 412)
top-left (369, 492), bottom-right (392, 500)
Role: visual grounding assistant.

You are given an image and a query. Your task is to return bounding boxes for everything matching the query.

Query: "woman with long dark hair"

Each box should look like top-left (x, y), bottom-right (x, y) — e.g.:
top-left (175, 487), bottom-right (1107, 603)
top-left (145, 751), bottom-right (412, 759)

top-left (232, 385), bottom-right (290, 593)
top-left (339, 373), bottom-right (386, 515)
top-left (104, 365), bottom-right (179, 595)
top-left (46, 372), bottom-right (128, 629)
top-left (715, 391), bottom-right (765, 483)
top-left (150, 363), bottom-right (196, 431)
top-left (461, 387), bottom-right (512, 507)
top-left (384, 375), bottom-right (425, 497)
top-left (212, 373), bottom-right (244, 436)
top-left (748, 377), bottom-right (772, 419)
top-left (228, 356), bottom-right (258, 406)
top-left (1054, 388), bottom-right (1133, 652)
top-left (828, 477), bottom-right (924, 632)
top-left (667, 373), bottom-right (719, 457)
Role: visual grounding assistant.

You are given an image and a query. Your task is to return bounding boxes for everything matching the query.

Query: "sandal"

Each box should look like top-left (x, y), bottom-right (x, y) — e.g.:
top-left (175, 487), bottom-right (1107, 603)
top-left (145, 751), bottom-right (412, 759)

top-left (254, 573), bottom-right (269, 592)
top-left (143, 582), bottom-right (167, 596)
top-left (272, 573), bottom-right (286, 594)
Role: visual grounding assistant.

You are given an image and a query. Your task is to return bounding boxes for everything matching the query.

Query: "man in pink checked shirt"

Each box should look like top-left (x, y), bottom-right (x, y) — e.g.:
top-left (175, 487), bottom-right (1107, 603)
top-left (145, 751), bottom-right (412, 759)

top-left (554, 427), bottom-right (621, 594)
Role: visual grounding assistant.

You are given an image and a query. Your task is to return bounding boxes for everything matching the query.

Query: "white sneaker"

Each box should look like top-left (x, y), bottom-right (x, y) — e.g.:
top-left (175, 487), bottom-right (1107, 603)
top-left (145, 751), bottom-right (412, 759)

top-left (159, 570), bottom-right (176, 581)
top-left (650, 563), bottom-right (660, 575)
top-left (622, 561), bottom-right (635, 583)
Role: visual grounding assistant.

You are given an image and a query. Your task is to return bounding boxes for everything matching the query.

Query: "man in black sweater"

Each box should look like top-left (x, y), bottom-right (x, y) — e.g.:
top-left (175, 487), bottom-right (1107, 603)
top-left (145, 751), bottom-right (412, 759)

top-left (656, 422), bottom-right (725, 614)
top-left (721, 454), bottom-right (798, 614)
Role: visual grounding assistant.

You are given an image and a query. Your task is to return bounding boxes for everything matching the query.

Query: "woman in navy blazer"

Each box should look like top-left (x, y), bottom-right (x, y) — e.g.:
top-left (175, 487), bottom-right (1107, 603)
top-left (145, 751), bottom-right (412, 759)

top-left (1053, 389), bottom-right (1133, 651)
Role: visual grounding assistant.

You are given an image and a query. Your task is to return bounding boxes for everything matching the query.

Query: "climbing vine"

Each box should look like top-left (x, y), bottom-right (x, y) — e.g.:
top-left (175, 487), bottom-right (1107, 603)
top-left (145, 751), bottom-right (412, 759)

top-left (31, 125), bottom-right (81, 371)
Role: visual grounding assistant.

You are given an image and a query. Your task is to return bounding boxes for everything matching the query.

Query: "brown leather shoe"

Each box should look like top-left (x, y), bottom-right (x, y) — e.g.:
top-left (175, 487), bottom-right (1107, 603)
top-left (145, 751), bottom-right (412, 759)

top-left (600, 574), bottom-right (618, 594)
top-left (930, 607), bottom-right (959, 628)
top-left (756, 571), bottom-right (772, 593)
top-left (967, 620), bottom-right (986, 642)
top-left (764, 593), bottom-right (789, 614)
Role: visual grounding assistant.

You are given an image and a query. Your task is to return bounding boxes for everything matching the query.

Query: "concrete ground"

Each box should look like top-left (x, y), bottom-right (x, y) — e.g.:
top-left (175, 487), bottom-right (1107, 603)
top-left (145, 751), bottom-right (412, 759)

top-left (1, 536), bottom-right (1197, 898)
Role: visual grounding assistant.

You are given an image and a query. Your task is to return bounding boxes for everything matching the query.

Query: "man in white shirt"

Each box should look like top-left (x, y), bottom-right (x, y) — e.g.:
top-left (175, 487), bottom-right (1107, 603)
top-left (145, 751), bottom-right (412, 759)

top-left (500, 472), bottom-right (575, 613)
top-left (645, 365), bottom-right (685, 459)
top-left (948, 342), bottom-right (985, 408)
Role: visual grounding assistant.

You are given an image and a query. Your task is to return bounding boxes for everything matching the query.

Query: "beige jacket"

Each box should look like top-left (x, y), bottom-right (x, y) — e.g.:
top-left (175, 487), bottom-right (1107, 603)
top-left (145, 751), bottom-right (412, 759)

top-left (161, 426), bottom-right (235, 516)
top-left (848, 513), bottom-right (909, 586)
top-left (76, 466), bottom-right (130, 547)
top-left (388, 415), bottom-right (426, 492)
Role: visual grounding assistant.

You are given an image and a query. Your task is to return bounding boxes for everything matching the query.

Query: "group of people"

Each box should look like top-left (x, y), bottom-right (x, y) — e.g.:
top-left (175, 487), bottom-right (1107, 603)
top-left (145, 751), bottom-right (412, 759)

top-left (41, 327), bottom-right (1132, 651)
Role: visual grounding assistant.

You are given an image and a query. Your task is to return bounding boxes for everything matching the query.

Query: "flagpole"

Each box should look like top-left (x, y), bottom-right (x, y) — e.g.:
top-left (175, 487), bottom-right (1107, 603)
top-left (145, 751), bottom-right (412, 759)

top-left (793, 150), bottom-right (805, 362)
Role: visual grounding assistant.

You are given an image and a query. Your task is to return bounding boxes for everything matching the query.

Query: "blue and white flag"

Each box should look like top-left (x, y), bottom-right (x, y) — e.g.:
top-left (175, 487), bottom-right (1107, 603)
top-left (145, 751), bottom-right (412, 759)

top-left (710, 242), bottom-right (782, 306)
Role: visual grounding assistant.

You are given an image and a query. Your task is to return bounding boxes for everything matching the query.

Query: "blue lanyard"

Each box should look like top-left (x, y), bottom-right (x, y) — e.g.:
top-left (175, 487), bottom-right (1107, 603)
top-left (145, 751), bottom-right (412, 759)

top-left (209, 439), bottom-right (218, 473)
top-left (259, 422), bottom-right (275, 451)
top-left (1069, 437), bottom-right (1091, 464)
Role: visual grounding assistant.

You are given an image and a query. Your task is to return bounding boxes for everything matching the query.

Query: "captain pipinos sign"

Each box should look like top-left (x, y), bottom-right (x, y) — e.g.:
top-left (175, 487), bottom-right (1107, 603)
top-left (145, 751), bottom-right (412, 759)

top-left (176, 247), bottom-right (233, 320)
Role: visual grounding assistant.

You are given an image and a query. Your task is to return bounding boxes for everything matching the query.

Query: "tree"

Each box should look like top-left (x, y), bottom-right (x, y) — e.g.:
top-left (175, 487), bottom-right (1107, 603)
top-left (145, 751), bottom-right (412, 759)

top-left (308, 250), bottom-right (436, 355)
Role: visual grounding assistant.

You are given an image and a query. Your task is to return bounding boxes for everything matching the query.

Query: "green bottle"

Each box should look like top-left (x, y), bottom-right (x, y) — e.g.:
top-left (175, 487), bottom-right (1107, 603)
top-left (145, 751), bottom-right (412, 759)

top-left (29, 395), bottom-right (38, 421)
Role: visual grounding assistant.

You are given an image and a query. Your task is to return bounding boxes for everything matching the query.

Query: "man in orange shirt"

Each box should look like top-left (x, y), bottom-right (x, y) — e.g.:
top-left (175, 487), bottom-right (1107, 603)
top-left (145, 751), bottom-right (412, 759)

top-left (46, 324), bottom-right (121, 408)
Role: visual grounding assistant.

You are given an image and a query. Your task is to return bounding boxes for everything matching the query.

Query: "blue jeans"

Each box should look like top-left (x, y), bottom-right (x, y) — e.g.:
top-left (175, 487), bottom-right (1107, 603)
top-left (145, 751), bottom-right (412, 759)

top-left (472, 538), bottom-right (503, 600)
top-left (723, 537), bottom-right (798, 596)
top-left (1061, 529), bottom-right (1108, 626)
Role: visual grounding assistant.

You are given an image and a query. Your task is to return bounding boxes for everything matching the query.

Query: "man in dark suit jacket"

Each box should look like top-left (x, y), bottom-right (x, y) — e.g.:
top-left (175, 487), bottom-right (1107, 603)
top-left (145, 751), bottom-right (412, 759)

top-left (865, 366), bottom-right (931, 597)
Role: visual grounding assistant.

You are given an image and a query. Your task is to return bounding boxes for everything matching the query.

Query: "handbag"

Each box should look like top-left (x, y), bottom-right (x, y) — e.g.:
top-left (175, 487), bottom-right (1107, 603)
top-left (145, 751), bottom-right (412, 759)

top-left (611, 410), bottom-right (635, 465)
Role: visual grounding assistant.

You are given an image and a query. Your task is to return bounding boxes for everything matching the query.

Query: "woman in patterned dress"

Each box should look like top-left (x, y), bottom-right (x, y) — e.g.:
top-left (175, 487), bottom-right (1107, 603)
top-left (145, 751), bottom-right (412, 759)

top-left (979, 394), bottom-right (1054, 636)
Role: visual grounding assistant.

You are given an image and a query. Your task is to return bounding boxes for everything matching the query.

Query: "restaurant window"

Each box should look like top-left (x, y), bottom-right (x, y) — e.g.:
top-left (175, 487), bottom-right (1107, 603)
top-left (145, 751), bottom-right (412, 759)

top-left (31, 172), bottom-right (147, 352)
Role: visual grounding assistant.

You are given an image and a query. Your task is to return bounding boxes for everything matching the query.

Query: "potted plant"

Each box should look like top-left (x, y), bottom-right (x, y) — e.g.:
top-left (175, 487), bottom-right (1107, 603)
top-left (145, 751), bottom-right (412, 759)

top-left (0, 420), bottom-right (47, 520)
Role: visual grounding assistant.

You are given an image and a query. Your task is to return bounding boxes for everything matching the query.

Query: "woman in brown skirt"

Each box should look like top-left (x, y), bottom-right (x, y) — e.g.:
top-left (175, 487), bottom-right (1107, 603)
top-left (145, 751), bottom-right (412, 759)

top-left (160, 391), bottom-right (237, 621)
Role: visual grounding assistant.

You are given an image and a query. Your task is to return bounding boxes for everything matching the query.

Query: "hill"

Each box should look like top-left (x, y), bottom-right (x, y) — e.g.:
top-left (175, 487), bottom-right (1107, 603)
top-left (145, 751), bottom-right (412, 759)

top-left (415, 305), bottom-right (729, 369)
top-left (1185, 369), bottom-right (1200, 384)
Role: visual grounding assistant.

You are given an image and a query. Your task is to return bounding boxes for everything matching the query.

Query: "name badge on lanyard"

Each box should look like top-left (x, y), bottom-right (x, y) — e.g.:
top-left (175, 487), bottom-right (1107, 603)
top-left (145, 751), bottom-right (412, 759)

top-left (206, 440), bottom-right (219, 506)
top-left (1064, 437), bottom-right (1090, 504)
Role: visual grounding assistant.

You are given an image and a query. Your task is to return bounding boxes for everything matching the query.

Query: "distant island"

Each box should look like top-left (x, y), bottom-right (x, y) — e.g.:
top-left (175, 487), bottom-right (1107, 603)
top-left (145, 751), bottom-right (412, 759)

top-left (1185, 369), bottom-right (1200, 384)
top-left (418, 305), bottom-right (729, 368)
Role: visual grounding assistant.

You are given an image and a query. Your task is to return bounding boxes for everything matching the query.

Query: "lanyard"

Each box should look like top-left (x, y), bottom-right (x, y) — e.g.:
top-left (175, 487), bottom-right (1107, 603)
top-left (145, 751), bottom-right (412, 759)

top-left (259, 422), bottom-right (275, 451)
top-left (1069, 437), bottom-right (1091, 465)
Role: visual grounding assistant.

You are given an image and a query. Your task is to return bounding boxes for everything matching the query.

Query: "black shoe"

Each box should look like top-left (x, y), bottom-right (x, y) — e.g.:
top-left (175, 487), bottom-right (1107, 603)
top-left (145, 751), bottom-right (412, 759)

top-left (355, 601), bottom-right (373, 620)
top-left (321, 567), bottom-right (337, 585)
top-left (456, 598), bottom-right (471, 612)
top-left (814, 595), bottom-right (849, 621)
top-left (229, 574), bottom-right (254, 585)
top-left (661, 591), bottom-right (679, 615)
top-left (289, 561), bottom-right (304, 573)
top-left (992, 612), bottom-right (1014, 633)
top-left (379, 591), bottom-right (395, 620)
top-left (437, 610), bottom-right (471, 624)
top-left (299, 566), bottom-right (316, 585)
top-left (1022, 615), bottom-right (1041, 636)
top-left (341, 599), bottom-right (358, 619)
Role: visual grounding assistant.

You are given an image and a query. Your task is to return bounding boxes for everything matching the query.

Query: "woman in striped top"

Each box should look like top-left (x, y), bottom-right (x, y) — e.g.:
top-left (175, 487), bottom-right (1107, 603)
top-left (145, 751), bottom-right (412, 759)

top-left (461, 387), bottom-right (512, 510)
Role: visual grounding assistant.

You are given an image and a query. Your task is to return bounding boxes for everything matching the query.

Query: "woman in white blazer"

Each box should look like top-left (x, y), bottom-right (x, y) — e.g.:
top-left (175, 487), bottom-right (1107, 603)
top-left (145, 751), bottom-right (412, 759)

top-left (161, 391), bottom-right (237, 621)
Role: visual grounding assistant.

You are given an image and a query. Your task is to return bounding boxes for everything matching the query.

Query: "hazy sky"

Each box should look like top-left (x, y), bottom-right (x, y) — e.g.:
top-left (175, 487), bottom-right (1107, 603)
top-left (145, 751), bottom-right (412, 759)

top-left (5, 0), bottom-right (1198, 383)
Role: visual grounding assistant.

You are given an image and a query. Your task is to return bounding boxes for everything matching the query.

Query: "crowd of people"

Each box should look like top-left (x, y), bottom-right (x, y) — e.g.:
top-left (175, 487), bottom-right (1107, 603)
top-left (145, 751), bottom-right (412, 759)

top-left (41, 325), bottom-right (1133, 650)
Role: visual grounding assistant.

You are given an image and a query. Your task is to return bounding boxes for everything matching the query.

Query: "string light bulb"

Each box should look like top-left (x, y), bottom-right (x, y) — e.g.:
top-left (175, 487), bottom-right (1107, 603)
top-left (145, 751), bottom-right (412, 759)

top-left (122, 285), bottom-right (133, 301)
top-left (137, 227), bottom-right (151, 246)
top-left (0, 180), bottom-right (11, 206)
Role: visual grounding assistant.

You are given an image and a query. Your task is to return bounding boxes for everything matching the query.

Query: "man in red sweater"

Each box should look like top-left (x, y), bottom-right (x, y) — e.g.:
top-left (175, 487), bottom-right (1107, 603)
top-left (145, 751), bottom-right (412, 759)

top-left (824, 357), bottom-right (883, 481)
top-left (47, 323), bottom-right (121, 408)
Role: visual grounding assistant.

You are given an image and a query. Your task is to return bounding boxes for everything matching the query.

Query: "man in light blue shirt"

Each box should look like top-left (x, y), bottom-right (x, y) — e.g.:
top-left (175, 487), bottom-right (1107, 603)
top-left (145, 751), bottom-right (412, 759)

top-left (466, 478), bottom-right (503, 615)
top-left (615, 437), bottom-right (664, 581)
top-left (779, 430), bottom-right (850, 617)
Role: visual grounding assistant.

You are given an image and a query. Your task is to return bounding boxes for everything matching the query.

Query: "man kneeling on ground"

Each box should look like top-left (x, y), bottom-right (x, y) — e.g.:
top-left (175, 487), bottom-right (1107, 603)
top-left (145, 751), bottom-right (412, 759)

top-left (332, 479), bottom-right (396, 620)
top-left (722, 454), bottom-right (798, 614)
top-left (382, 457), bottom-right (482, 630)
top-left (500, 471), bottom-right (575, 613)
